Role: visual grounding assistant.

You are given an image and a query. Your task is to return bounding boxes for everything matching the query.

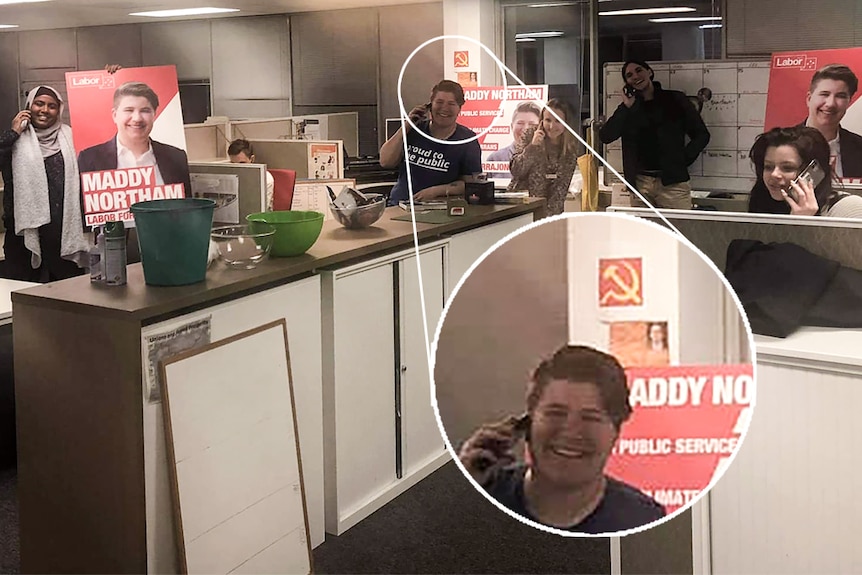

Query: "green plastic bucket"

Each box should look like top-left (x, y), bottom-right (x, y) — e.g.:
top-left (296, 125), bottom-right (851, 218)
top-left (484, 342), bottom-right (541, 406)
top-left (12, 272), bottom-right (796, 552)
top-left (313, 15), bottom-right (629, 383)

top-left (130, 198), bottom-right (216, 286)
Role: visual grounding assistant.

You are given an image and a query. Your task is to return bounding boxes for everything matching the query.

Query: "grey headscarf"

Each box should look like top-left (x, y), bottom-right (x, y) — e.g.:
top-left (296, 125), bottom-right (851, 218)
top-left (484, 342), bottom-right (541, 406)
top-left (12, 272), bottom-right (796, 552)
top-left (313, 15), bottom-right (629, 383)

top-left (25, 85), bottom-right (65, 158)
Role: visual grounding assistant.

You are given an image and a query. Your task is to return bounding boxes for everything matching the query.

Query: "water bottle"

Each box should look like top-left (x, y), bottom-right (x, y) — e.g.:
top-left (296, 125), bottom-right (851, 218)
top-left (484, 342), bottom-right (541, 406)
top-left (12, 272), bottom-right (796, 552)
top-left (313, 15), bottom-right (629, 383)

top-left (89, 227), bottom-right (104, 283)
top-left (103, 221), bottom-right (127, 286)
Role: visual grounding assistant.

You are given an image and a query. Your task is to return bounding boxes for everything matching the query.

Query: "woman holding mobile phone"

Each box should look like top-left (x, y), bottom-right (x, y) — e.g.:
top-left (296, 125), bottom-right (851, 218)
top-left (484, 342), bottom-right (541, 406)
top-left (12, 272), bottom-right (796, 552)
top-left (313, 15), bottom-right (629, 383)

top-left (507, 98), bottom-right (579, 216)
top-left (748, 126), bottom-right (862, 218)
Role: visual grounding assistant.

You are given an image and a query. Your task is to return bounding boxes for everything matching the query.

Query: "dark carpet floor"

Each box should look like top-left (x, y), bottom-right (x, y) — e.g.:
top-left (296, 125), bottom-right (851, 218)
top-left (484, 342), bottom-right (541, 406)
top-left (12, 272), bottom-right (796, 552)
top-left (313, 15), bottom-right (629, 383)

top-left (0, 461), bottom-right (610, 574)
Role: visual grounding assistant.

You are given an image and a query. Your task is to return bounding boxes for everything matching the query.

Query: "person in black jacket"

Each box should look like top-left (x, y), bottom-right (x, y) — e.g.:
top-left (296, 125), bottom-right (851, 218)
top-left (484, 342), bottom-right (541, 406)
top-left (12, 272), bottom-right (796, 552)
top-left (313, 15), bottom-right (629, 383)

top-left (599, 59), bottom-right (710, 209)
top-left (801, 64), bottom-right (862, 179)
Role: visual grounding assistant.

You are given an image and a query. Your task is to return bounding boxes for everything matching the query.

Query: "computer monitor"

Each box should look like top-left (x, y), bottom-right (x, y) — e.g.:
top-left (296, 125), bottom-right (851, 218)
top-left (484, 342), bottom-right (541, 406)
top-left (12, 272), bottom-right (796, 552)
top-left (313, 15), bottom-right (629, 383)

top-left (385, 118), bottom-right (402, 141)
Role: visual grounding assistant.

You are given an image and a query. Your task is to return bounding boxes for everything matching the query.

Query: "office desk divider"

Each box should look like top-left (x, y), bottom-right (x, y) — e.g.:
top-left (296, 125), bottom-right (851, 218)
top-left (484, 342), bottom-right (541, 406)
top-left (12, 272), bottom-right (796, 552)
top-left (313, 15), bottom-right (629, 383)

top-left (189, 162), bottom-right (267, 225)
top-left (246, 139), bottom-right (345, 180)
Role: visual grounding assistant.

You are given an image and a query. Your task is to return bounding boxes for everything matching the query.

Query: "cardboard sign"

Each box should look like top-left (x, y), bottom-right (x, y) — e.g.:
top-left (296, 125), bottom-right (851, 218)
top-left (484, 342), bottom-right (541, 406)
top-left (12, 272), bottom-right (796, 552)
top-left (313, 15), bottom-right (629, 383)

top-left (764, 47), bottom-right (862, 179)
top-left (458, 85), bottom-right (548, 179)
top-left (66, 65), bottom-right (189, 226)
top-left (606, 364), bottom-right (754, 514)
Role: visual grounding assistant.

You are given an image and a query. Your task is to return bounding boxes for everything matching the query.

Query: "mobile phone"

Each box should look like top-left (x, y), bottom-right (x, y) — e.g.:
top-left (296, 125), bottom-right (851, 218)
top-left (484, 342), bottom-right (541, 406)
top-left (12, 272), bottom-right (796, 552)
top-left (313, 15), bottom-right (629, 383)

top-left (787, 159), bottom-right (825, 202)
top-left (623, 85), bottom-right (636, 98)
top-left (513, 412), bottom-right (531, 442)
top-left (20, 118), bottom-right (28, 130)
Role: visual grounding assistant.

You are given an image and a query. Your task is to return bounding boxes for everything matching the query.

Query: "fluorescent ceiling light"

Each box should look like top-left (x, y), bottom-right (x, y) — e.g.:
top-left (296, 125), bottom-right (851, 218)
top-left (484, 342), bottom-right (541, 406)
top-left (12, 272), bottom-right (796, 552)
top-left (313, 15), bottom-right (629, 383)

top-left (516, 38), bottom-right (537, 42)
top-left (699, 24), bottom-right (722, 29)
top-left (0, 24), bottom-right (19, 28)
top-left (529, 0), bottom-right (612, 4)
top-left (600, 7), bottom-right (696, 16)
top-left (650, 16), bottom-right (723, 22)
top-left (515, 31), bottom-right (565, 39)
top-left (130, 7), bottom-right (240, 17)
top-left (0, 0), bottom-right (51, 4)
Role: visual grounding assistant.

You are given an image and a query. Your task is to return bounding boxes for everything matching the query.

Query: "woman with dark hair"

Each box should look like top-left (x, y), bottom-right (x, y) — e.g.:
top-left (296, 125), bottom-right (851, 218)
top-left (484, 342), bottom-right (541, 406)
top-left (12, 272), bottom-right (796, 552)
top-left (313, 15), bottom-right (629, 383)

top-left (748, 126), bottom-right (862, 218)
top-left (380, 79), bottom-right (481, 205)
top-left (507, 98), bottom-right (580, 216)
top-left (598, 59), bottom-right (710, 210)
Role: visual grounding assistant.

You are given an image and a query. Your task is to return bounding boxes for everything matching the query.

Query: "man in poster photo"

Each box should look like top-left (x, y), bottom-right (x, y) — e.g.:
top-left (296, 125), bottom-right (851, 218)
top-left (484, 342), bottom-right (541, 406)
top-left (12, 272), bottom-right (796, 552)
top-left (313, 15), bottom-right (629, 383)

top-left (802, 64), bottom-right (862, 178)
top-left (77, 81), bottom-right (191, 195)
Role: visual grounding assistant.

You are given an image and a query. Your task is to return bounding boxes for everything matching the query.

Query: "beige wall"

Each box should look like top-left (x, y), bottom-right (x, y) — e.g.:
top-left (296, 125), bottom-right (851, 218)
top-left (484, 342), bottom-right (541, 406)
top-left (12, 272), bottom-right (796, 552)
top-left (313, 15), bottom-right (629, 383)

top-left (435, 218), bottom-right (568, 448)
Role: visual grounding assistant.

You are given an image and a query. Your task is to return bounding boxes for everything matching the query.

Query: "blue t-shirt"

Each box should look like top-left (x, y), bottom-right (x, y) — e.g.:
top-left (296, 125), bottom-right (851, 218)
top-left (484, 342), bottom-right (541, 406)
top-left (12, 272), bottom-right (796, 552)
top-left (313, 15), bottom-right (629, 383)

top-left (388, 120), bottom-right (482, 204)
top-left (485, 464), bottom-right (666, 534)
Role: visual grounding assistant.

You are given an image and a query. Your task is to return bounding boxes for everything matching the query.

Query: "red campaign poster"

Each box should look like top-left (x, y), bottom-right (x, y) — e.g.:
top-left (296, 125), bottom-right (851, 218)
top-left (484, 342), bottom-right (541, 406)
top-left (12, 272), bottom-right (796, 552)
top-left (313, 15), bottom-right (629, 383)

top-left (458, 85), bottom-right (548, 179)
top-left (605, 364), bottom-right (754, 515)
top-left (65, 65), bottom-right (189, 226)
top-left (763, 47), bottom-right (862, 181)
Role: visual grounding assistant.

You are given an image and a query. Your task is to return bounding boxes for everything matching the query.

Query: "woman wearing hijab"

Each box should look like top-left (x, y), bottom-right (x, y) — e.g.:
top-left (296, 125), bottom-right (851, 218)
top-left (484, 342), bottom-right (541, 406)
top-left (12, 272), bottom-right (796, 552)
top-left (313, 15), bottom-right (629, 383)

top-left (0, 85), bottom-right (89, 282)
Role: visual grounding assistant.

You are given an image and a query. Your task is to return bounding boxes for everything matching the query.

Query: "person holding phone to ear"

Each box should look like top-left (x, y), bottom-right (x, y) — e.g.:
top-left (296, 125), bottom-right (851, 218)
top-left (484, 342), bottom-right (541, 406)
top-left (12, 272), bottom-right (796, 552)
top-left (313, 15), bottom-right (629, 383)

top-left (379, 79), bottom-right (481, 205)
top-left (459, 345), bottom-right (665, 534)
top-left (0, 86), bottom-right (90, 281)
top-left (748, 126), bottom-right (862, 218)
top-left (507, 99), bottom-right (579, 216)
top-left (599, 59), bottom-right (710, 210)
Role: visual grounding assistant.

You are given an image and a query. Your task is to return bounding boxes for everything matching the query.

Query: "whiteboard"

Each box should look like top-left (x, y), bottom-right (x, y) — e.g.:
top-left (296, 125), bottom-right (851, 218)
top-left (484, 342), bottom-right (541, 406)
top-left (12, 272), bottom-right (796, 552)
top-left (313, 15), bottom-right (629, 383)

top-left (603, 59), bottom-right (770, 192)
top-left (161, 319), bottom-right (312, 575)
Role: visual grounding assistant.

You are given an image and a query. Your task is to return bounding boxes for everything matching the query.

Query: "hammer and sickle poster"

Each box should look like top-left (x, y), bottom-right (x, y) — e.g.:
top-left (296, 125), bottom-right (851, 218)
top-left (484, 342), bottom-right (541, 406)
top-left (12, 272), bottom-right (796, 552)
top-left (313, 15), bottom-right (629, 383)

top-left (599, 257), bottom-right (643, 307)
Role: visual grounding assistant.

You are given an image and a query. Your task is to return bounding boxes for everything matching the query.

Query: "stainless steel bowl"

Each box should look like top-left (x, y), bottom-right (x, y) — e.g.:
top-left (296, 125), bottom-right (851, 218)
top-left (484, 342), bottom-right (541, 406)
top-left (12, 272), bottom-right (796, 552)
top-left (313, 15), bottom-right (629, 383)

top-left (329, 193), bottom-right (386, 229)
top-left (211, 224), bottom-right (276, 269)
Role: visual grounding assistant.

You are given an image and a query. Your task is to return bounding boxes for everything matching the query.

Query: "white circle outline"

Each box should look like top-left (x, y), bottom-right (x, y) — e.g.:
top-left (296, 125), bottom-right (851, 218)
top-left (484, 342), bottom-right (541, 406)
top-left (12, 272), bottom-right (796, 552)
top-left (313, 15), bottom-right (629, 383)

top-left (428, 211), bottom-right (758, 538)
top-left (396, 34), bottom-right (512, 146)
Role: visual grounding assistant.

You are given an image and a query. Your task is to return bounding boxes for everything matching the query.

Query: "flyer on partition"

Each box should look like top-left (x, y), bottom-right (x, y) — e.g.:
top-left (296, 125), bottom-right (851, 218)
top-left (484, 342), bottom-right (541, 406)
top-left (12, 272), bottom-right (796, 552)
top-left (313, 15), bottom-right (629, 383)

top-left (65, 65), bottom-right (189, 226)
top-left (457, 84), bottom-right (548, 180)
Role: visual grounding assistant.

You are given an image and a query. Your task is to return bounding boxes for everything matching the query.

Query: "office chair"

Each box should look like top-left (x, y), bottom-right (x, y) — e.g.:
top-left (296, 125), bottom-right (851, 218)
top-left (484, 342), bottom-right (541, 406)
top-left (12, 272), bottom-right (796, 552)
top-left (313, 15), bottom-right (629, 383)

top-left (270, 169), bottom-right (297, 211)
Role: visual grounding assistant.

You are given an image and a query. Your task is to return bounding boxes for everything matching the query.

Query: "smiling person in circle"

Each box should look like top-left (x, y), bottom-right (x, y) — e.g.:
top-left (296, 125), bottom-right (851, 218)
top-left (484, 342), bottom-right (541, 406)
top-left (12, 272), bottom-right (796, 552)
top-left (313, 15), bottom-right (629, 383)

top-left (379, 79), bottom-right (481, 205)
top-left (458, 344), bottom-right (665, 534)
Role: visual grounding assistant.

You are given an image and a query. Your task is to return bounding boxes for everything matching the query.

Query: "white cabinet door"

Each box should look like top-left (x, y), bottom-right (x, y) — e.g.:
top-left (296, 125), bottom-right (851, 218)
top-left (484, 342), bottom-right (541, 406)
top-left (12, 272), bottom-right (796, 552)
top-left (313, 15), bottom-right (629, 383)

top-left (324, 262), bottom-right (397, 533)
top-left (446, 214), bottom-right (534, 297)
top-left (141, 276), bottom-right (324, 573)
top-left (399, 247), bottom-right (447, 476)
top-left (709, 360), bottom-right (862, 574)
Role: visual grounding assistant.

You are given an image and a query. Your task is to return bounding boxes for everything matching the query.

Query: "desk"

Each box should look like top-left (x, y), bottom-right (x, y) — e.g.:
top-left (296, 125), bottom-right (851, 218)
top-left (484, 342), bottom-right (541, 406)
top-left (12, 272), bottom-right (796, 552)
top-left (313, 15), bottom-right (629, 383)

top-left (13, 200), bottom-right (544, 573)
top-left (1, 278), bottom-right (37, 326)
top-left (1, 278), bottom-right (36, 469)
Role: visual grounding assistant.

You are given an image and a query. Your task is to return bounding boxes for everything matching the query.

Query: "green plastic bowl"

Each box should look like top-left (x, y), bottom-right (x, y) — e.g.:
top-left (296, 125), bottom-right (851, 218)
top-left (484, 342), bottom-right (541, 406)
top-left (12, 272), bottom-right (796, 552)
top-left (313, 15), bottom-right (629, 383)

top-left (245, 210), bottom-right (324, 257)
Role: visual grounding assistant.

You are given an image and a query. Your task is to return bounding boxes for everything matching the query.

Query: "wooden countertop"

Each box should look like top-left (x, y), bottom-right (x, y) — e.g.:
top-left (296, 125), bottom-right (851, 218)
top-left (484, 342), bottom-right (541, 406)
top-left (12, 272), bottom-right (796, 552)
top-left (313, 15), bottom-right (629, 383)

top-left (12, 201), bottom-right (543, 323)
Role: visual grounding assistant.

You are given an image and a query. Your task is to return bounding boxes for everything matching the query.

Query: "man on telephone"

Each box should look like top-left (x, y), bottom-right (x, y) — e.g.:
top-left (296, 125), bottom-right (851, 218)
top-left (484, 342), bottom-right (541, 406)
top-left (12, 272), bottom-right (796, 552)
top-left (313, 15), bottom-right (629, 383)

top-left (458, 345), bottom-right (665, 534)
